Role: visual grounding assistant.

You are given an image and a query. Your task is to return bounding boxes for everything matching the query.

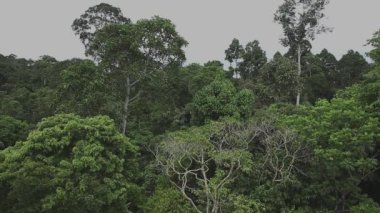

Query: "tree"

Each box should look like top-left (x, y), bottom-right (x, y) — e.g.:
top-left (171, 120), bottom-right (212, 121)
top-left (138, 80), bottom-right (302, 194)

top-left (152, 122), bottom-right (254, 213)
top-left (192, 79), bottom-right (238, 122)
top-left (30, 56), bottom-right (60, 88)
top-left (144, 186), bottom-right (194, 213)
top-left (239, 40), bottom-right (267, 80)
top-left (367, 29), bottom-right (380, 65)
top-left (281, 96), bottom-right (379, 211)
top-left (184, 63), bottom-right (228, 96)
top-left (204, 60), bottom-right (224, 68)
top-left (72, 3), bottom-right (131, 52)
top-left (316, 48), bottom-right (339, 96)
top-left (191, 79), bottom-right (254, 123)
top-left (252, 54), bottom-right (298, 106)
top-left (57, 60), bottom-right (112, 117)
top-left (225, 38), bottom-right (244, 78)
top-left (302, 53), bottom-right (332, 103)
top-left (0, 114), bottom-right (140, 212)
top-left (73, 4), bottom-right (187, 134)
top-left (337, 50), bottom-right (369, 89)
top-left (153, 119), bottom-right (304, 213)
top-left (274, 0), bottom-right (331, 105)
top-left (0, 115), bottom-right (28, 149)
top-left (358, 66), bottom-right (380, 110)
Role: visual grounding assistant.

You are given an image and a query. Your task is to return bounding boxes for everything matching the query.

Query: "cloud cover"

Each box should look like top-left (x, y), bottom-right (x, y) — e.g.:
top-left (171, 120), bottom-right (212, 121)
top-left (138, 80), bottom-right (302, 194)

top-left (0, 0), bottom-right (379, 63)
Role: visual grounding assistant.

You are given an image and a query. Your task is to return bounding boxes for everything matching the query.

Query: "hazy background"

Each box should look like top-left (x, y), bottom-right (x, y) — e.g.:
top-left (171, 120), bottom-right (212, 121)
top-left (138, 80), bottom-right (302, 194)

top-left (1, 0), bottom-right (380, 64)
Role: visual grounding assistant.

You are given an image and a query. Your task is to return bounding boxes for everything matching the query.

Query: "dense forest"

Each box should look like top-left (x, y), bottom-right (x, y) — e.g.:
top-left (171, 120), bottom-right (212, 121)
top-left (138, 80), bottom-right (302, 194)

top-left (1, 1), bottom-right (380, 212)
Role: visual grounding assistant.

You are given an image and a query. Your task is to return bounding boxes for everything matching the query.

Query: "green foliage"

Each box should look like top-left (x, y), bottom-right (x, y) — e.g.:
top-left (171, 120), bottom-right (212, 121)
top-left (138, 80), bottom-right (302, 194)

top-left (302, 53), bottom-right (333, 103)
top-left (58, 60), bottom-right (112, 117)
top-left (358, 66), bottom-right (380, 109)
top-left (0, 114), bottom-right (140, 212)
top-left (281, 96), bottom-right (380, 211)
top-left (235, 89), bottom-right (254, 120)
top-left (72, 3), bottom-right (131, 51)
top-left (74, 6), bottom-right (188, 134)
top-left (0, 87), bottom-right (57, 123)
top-left (1, 3), bottom-right (380, 212)
top-left (0, 54), bottom-right (84, 124)
top-left (144, 187), bottom-right (194, 213)
top-left (351, 198), bottom-right (380, 213)
top-left (0, 115), bottom-right (29, 149)
top-left (184, 63), bottom-right (228, 96)
top-left (252, 54), bottom-right (298, 106)
top-left (367, 29), bottom-right (380, 64)
top-left (191, 79), bottom-right (254, 123)
top-left (225, 38), bottom-right (244, 65)
top-left (239, 40), bottom-right (267, 80)
top-left (192, 79), bottom-right (238, 121)
top-left (337, 50), bottom-right (369, 88)
top-left (155, 121), bottom-right (254, 212)
top-left (228, 194), bottom-right (265, 213)
top-left (274, 0), bottom-right (331, 57)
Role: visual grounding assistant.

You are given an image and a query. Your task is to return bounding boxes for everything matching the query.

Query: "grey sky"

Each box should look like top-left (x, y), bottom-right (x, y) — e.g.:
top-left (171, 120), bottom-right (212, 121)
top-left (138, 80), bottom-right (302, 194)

top-left (1, 0), bottom-right (379, 64)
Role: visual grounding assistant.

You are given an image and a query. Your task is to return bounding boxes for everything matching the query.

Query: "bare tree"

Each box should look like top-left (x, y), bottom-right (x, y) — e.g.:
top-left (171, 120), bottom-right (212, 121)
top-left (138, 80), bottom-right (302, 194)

top-left (152, 120), bottom-right (308, 213)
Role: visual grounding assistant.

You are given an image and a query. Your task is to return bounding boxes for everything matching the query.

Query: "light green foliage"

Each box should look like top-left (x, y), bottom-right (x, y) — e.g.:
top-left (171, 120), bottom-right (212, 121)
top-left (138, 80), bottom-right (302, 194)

top-left (192, 79), bottom-right (254, 122)
top-left (144, 187), bottom-right (194, 213)
top-left (281, 95), bottom-right (380, 211)
top-left (228, 194), bottom-right (265, 213)
top-left (192, 79), bottom-right (238, 121)
top-left (0, 114), bottom-right (139, 212)
top-left (235, 89), bottom-right (254, 120)
top-left (0, 115), bottom-right (29, 149)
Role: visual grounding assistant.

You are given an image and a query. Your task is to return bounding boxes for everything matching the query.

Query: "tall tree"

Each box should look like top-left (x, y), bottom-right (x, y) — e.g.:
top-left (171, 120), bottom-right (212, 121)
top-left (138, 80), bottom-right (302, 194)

top-left (252, 54), bottom-right (298, 106)
top-left (73, 4), bottom-right (187, 134)
top-left (274, 0), bottom-right (331, 105)
top-left (337, 50), bottom-right (369, 89)
top-left (225, 38), bottom-right (244, 78)
top-left (316, 48), bottom-right (338, 94)
top-left (239, 40), bottom-right (267, 80)
top-left (367, 29), bottom-right (380, 65)
top-left (72, 3), bottom-right (131, 52)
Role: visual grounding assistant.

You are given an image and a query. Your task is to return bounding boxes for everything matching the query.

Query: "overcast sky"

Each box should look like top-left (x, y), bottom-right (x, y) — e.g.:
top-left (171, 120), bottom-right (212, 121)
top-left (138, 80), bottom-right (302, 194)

top-left (1, 0), bottom-right (380, 64)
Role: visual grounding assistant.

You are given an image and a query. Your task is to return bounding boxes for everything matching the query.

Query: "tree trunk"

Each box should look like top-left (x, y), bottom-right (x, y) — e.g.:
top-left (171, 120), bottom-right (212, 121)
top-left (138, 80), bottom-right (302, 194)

top-left (122, 76), bottom-right (131, 135)
top-left (296, 44), bottom-right (302, 106)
